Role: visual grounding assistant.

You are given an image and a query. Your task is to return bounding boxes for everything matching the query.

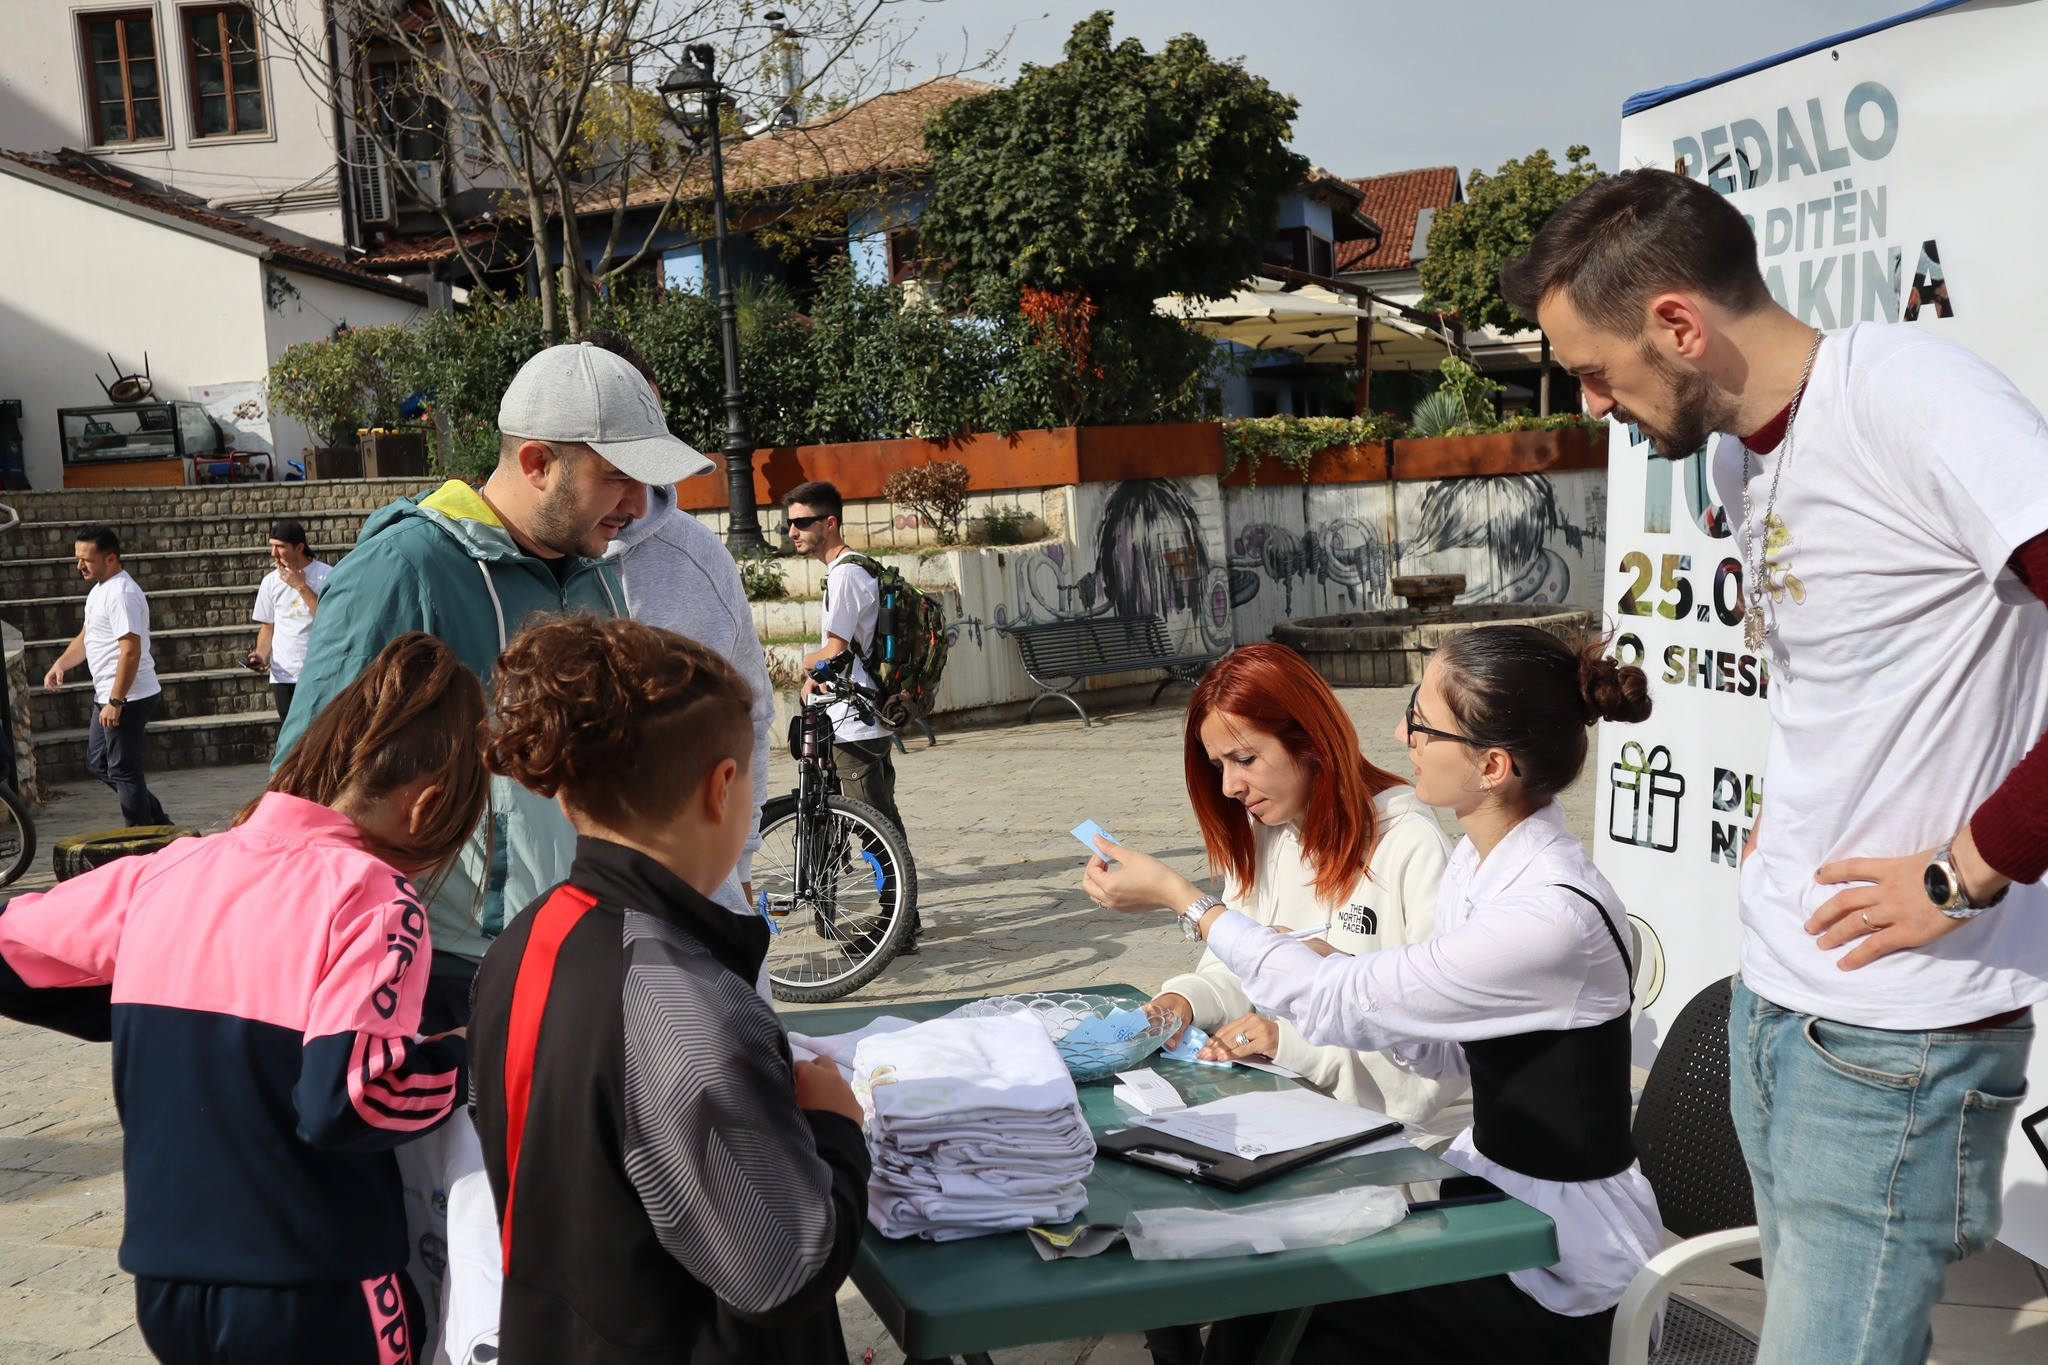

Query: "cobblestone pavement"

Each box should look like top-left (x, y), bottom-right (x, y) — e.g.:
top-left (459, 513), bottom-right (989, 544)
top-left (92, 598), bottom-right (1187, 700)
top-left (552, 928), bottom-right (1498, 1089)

top-left (1, 691), bottom-right (2042, 1362)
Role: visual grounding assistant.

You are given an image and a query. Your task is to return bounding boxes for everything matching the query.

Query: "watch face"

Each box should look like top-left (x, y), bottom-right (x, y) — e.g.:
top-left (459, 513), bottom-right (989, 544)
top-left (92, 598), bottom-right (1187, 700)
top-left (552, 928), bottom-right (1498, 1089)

top-left (1924, 862), bottom-right (1954, 906)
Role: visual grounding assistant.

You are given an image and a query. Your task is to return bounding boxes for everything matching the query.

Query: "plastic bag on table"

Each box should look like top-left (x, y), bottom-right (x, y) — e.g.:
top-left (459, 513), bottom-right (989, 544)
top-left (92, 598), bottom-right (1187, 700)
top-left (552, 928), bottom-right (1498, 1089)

top-left (1123, 1185), bottom-right (1407, 1261)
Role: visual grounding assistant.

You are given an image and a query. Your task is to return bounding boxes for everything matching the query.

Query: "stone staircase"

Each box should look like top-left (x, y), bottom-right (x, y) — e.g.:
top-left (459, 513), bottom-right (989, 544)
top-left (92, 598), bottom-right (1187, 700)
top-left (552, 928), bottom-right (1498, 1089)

top-left (0, 479), bottom-right (867, 788)
top-left (0, 480), bottom-right (436, 785)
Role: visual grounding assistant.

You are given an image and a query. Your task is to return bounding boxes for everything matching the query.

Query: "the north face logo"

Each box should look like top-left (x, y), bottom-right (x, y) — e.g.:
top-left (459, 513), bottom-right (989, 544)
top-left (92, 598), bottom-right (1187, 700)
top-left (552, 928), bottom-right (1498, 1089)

top-left (1339, 903), bottom-right (1378, 936)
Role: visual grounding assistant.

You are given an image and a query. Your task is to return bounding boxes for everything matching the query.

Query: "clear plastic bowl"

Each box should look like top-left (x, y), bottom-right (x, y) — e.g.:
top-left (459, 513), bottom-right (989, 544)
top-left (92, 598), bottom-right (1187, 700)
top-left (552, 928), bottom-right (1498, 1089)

top-left (951, 992), bottom-right (1186, 1082)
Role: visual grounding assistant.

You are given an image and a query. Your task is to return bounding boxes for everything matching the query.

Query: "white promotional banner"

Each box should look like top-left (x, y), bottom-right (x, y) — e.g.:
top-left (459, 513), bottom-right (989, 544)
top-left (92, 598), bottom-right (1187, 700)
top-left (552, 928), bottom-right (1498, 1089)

top-left (1603, 0), bottom-right (2048, 1262)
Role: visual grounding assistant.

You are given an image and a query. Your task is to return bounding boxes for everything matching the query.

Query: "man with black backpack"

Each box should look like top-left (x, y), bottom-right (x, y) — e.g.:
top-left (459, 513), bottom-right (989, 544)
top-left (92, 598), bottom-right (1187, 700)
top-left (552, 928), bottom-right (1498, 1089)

top-left (785, 480), bottom-right (921, 950)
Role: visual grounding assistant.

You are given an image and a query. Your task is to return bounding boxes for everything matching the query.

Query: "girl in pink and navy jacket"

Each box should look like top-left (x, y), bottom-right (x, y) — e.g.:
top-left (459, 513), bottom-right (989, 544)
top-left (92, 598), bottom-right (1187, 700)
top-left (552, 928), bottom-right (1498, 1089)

top-left (0, 634), bottom-right (488, 1365)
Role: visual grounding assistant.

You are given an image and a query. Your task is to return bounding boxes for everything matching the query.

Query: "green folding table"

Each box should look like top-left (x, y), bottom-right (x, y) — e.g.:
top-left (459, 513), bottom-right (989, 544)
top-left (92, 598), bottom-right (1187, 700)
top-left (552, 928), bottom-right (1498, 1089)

top-left (789, 986), bottom-right (1559, 1365)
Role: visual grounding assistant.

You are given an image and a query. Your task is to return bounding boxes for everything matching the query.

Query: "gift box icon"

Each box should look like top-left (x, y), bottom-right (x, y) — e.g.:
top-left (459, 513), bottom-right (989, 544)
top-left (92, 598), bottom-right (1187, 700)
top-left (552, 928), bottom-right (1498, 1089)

top-left (1610, 741), bottom-right (1684, 853)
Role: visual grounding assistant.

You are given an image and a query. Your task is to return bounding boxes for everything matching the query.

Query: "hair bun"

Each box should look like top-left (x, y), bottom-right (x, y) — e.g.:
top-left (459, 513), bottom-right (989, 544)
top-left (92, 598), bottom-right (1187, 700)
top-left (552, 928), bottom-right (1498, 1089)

top-left (1578, 648), bottom-right (1653, 725)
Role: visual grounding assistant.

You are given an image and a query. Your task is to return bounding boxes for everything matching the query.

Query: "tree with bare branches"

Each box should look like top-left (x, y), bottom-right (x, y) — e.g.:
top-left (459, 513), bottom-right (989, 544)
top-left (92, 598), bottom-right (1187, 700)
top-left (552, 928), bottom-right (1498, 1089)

top-left (254, 0), bottom-right (955, 338)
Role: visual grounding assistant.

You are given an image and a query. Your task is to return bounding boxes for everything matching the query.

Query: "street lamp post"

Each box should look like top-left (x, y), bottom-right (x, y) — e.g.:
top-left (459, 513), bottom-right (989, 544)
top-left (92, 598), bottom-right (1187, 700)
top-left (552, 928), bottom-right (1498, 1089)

top-left (661, 45), bottom-right (767, 554)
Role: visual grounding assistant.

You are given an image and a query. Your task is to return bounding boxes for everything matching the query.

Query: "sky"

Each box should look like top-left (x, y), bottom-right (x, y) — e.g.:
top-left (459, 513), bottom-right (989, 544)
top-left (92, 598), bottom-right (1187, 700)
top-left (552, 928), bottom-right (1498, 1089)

top-left (897, 0), bottom-right (1919, 180)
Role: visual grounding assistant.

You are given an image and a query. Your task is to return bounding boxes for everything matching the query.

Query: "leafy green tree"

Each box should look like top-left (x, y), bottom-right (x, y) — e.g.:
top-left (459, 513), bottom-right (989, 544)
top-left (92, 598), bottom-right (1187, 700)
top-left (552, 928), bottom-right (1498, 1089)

top-left (918, 11), bottom-right (1309, 315)
top-left (1419, 146), bottom-right (1602, 412)
top-left (1420, 146), bottom-right (1603, 331)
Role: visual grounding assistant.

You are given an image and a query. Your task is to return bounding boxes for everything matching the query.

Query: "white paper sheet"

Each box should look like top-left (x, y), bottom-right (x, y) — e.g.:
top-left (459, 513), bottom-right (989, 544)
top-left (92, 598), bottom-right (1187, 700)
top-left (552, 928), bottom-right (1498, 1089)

top-left (1132, 1088), bottom-right (1399, 1160)
top-left (1111, 1069), bottom-right (1185, 1116)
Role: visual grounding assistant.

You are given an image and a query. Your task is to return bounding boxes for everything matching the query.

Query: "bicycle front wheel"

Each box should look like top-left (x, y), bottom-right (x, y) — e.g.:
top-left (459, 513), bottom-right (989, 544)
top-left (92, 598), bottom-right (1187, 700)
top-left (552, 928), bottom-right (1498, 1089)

top-left (0, 785), bottom-right (34, 888)
top-left (759, 794), bottom-right (918, 1003)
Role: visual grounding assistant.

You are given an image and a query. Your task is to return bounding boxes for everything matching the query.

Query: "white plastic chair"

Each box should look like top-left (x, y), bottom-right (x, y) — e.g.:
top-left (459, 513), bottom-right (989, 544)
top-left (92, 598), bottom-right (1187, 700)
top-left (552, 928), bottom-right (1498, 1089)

top-left (1608, 977), bottom-right (1761, 1365)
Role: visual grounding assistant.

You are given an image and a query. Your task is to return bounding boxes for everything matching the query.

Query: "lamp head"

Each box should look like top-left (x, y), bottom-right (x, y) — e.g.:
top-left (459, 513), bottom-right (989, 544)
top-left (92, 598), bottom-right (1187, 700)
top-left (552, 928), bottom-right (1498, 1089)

top-left (659, 52), bottom-right (715, 101)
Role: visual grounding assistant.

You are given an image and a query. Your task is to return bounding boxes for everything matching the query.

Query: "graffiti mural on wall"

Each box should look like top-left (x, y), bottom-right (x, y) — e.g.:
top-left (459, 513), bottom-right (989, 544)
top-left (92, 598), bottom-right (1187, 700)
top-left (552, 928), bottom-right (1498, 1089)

top-left (1404, 474), bottom-right (1588, 605)
top-left (1006, 479), bottom-right (1234, 652)
top-left (1227, 519), bottom-right (1392, 615)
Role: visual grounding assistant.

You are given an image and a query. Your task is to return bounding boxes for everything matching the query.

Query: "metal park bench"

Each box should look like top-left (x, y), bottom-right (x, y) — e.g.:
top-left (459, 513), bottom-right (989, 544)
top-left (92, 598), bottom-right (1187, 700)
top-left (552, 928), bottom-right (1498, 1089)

top-left (1004, 614), bottom-right (1219, 727)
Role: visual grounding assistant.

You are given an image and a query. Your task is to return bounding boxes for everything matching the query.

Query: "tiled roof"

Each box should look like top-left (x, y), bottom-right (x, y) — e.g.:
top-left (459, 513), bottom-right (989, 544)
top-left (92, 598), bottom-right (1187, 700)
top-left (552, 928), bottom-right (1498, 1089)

top-left (0, 149), bottom-right (424, 301)
top-left (354, 228), bottom-right (499, 270)
top-left (1336, 166), bottom-right (1460, 274)
top-left (595, 77), bottom-right (996, 213)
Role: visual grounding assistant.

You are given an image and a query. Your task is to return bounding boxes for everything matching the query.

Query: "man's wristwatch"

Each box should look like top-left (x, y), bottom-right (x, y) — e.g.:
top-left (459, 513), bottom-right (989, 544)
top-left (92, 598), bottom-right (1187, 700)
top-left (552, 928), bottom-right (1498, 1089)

top-left (1180, 894), bottom-right (1224, 941)
top-left (107, 697), bottom-right (125, 710)
top-left (1925, 839), bottom-right (2009, 920)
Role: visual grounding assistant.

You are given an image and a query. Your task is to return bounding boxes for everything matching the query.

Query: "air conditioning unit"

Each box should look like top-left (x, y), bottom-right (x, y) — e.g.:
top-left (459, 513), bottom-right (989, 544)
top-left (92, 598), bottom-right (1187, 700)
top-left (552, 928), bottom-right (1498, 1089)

top-left (410, 159), bottom-right (444, 208)
top-left (353, 132), bottom-right (392, 224)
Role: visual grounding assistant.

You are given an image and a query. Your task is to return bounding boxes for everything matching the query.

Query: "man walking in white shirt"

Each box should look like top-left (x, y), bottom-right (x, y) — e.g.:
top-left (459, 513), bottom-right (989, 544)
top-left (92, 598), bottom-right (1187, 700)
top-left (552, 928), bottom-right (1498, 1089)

top-left (42, 526), bottom-right (169, 826)
top-left (784, 479), bottom-right (920, 949)
top-left (246, 519), bottom-right (331, 726)
top-left (1503, 168), bottom-right (2047, 1365)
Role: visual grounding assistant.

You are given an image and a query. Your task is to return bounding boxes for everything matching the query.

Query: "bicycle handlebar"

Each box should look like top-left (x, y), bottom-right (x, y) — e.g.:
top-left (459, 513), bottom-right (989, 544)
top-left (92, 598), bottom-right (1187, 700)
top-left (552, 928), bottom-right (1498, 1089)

top-left (804, 654), bottom-right (882, 721)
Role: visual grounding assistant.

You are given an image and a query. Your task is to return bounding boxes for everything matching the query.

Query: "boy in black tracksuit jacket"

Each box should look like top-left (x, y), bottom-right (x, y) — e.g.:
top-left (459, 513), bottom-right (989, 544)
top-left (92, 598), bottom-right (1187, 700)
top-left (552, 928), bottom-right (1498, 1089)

top-left (470, 839), bottom-right (869, 1363)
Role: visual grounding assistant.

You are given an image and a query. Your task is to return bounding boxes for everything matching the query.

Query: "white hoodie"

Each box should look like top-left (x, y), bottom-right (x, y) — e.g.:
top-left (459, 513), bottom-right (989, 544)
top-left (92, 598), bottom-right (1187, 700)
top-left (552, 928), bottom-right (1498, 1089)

top-left (606, 484), bottom-right (775, 912)
top-left (1159, 786), bottom-right (1469, 1142)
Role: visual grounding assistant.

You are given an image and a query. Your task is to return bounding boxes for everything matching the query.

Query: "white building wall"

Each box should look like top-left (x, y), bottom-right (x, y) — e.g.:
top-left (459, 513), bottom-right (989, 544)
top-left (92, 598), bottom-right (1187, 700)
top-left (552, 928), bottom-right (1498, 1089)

top-left (0, 169), bottom-right (272, 490)
top-left (0, 0), bottom-right (350, 244)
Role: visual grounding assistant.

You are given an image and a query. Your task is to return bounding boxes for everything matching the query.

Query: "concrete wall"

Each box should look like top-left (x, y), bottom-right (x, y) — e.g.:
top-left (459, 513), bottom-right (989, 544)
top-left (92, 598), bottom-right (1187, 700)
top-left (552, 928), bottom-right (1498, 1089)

top-left (1223, 469), bottom-right (1608, 644)
top-left (0, 0), bottom-right (349, 242)
top-left (728, 465), bottom-right (1608, 721)
top-left (3, 623), bottom-right (31, 798)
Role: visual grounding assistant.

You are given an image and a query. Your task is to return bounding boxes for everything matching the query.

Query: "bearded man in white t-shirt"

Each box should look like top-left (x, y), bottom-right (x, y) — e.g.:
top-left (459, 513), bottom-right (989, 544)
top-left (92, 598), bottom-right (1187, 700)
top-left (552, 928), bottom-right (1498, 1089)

top-left (42, 526), bottom-right (170, 827)
top-left (1501, 168), bottom-right (2048, 1365)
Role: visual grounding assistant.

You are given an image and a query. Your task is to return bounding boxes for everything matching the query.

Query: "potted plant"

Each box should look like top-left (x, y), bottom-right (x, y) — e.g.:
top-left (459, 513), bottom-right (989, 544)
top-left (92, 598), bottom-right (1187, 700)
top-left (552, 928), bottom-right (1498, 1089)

top-left (268, 327), bottom-right (426, 479)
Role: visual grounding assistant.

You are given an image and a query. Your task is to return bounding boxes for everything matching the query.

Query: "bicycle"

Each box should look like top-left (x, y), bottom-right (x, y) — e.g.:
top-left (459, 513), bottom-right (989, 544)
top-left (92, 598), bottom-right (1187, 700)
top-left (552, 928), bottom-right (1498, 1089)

top-left (757, 659), bottom-right (918, 1003)
top-left (0, 501), bottom-right (36, 887)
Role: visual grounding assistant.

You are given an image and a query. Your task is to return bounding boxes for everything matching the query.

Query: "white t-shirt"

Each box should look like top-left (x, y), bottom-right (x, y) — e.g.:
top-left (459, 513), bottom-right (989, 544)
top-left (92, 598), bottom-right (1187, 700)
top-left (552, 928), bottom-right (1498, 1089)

top-left (819, 549), bottom-right (889, 742)
top-left (82, 570), bottom-right (161, 705)
top-left (251, 560), bottom-right (332, 684)
top-left (1707, 323), bottom-right (2048, 1029)
top-left (1159, 787), bottom-right (1469, 1139)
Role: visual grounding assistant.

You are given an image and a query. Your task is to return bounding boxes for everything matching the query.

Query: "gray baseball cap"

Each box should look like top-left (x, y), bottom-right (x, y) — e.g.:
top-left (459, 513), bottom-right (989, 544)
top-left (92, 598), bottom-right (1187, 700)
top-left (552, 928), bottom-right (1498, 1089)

top-left (497, 342), bottom-right (713, 484)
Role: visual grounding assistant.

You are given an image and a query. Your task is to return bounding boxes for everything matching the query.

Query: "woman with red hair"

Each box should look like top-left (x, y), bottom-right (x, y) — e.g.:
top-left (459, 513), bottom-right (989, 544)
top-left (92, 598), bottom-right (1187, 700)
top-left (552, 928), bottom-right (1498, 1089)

top-left (1084, 644), bottom-right (1462, 1134)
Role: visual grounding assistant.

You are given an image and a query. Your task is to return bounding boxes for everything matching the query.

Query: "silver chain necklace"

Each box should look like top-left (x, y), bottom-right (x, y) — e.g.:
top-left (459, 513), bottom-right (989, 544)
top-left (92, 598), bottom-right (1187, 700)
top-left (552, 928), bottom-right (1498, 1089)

top-left (1741, 328), bottom-right (1825, 651)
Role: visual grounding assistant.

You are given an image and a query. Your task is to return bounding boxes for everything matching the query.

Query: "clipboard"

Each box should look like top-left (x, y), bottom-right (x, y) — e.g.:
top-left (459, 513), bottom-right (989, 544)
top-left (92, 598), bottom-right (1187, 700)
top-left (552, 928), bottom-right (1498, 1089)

top-left (1097, 1119), bottom-right (1404, 1193)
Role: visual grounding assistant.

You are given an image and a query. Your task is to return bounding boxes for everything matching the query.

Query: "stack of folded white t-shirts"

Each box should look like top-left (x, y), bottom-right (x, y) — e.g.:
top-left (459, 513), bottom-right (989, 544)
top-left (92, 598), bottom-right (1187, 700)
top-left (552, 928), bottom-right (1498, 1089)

top-left (853, 1013), bottom-right (1094, 1241)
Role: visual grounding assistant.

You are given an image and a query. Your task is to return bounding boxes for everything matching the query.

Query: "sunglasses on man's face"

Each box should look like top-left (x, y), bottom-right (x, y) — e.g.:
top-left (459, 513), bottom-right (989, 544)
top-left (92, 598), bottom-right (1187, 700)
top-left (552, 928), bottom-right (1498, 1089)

top-left (778, 514), bottom-right (826, 533)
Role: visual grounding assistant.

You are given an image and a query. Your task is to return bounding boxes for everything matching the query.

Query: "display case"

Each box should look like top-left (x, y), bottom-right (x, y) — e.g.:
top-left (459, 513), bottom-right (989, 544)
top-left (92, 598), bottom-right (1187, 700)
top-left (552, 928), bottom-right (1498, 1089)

top-left (58, 401), bottom-right (231, 488)
top-left (59, 401), bottom-right (226, 466)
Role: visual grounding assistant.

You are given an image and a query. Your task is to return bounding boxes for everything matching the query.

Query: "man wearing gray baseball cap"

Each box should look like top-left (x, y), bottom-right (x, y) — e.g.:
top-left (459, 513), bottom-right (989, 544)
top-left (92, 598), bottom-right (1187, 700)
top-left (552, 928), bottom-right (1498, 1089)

top-left (277, 342), bottom-right (714, 1028)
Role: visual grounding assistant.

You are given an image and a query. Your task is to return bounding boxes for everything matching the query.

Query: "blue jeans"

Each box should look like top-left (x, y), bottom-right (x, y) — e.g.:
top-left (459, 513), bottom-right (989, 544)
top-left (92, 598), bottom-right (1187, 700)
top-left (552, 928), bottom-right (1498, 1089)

top-left (1728, 977), bottom-right (2033, 1365)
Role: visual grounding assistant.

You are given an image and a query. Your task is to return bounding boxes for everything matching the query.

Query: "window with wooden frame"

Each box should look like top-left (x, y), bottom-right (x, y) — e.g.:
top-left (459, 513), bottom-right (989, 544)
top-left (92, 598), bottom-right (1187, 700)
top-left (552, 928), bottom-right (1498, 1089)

top-left (183, 5), bottom-right (267, 137)
top-left (79, 10), bottom-right (166, 145)
top-left (1265, 226), bottom-right (1336, 280)
top-left (886, 226), bottom-right (921, 284)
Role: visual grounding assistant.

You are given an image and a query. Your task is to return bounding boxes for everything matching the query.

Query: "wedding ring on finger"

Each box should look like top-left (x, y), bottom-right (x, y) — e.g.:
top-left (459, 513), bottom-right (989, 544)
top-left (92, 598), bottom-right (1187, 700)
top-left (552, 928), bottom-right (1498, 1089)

top-left (1861, 910), bottom-right (1873, 929)
top-left (1233, 1031), bottom-right (1251, 1046)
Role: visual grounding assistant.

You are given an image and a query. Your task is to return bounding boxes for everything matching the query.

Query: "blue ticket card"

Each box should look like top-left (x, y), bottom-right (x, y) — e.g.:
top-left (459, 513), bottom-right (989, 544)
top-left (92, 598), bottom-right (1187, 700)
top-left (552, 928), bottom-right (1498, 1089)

top-left (1072, 820), bottom-right (1120, 856)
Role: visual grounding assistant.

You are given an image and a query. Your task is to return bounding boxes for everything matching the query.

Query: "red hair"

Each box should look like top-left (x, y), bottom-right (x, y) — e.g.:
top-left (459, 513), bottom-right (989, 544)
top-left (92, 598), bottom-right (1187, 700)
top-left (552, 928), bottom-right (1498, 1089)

top-left (1184, 644), bottom-right (1405, 906)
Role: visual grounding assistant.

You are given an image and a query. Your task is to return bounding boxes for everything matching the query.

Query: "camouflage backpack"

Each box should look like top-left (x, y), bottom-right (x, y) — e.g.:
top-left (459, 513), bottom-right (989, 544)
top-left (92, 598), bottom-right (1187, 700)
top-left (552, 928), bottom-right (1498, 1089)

top-left (833, 553), bottom-right (949, 729)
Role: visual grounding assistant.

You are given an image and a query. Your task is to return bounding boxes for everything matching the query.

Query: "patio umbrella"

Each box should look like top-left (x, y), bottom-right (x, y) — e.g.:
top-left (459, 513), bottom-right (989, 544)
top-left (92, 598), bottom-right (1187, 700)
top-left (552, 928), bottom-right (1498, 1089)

top-left (1160, 281), bottom-right (1459, 371)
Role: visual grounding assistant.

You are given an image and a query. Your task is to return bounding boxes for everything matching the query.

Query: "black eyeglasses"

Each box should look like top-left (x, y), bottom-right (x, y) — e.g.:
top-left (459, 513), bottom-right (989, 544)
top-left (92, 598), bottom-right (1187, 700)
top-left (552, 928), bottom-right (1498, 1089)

top-left (777, 514), bottom-right (825, 533)
top-left (1405, 688), bottom-right (1521, 776)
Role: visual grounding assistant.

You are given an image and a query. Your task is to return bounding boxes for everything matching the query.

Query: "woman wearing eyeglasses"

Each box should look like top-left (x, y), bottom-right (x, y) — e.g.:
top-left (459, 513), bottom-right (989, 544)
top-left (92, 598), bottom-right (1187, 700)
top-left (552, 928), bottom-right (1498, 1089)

top-left (1090, 625), bottom-right (1661, 1364)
